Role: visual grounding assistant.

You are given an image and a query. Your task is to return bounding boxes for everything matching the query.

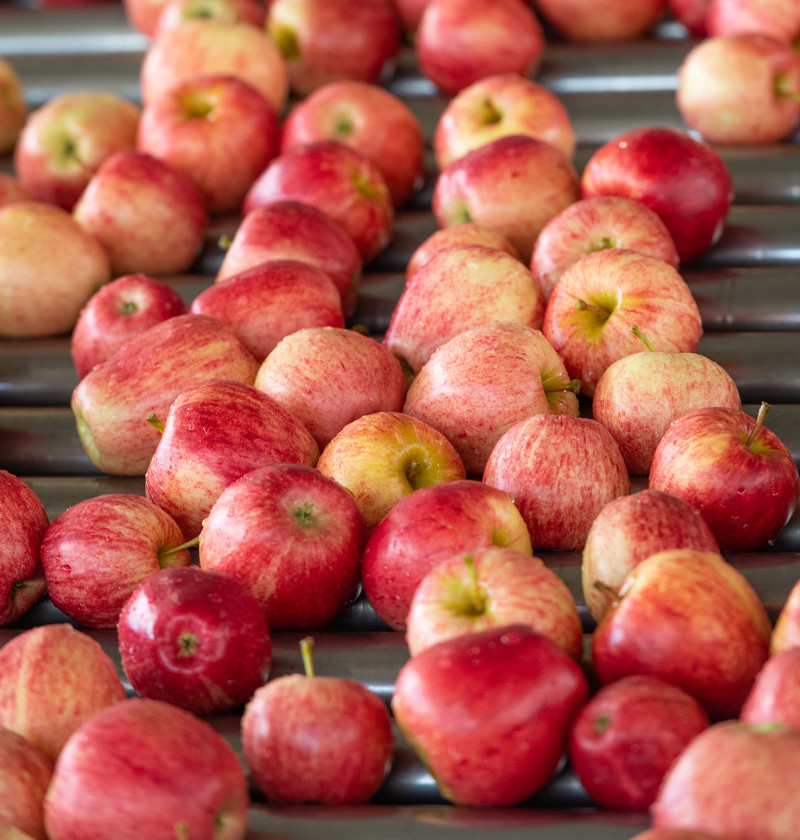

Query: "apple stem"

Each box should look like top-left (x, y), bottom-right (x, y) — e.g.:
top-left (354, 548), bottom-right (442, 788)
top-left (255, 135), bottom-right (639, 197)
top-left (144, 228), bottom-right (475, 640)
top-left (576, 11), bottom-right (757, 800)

top-left (217, 233), bottom-right (232, 251)
top-left (630, 324), bottom-right (655, 352)
top-left (745, 401), bottom-right (771, 447)
top-left (564, 378), bottom-right (582, 394)
top-left (593, 580), bottom-right (622, 607)
top-left (462, 554), bottom-right (487, 616)
top-left (161, 536), bottom-right (200, 559)
top-left (146, 413), bottom-right (165, 433)
top-left (576, 298), bottom-right (610, 318)
top-left (300, 636), bottom-right (315, 678)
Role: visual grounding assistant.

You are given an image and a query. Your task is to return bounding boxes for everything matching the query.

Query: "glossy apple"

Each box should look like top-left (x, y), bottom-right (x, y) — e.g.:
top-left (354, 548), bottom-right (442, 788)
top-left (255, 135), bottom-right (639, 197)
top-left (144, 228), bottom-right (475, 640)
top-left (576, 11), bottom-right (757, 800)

top-left (155, 0), bottom-right (266, 32)
top-left (535, 0), bottom-right (666, 41)
top-left (706, 0), bottom-right (800, 42)
top-left (740, 648), bottom-right (800, 729)
top-left (0, 57), bottom-right (27, 155)
top-left (0, 727), bottom-right (53, 840)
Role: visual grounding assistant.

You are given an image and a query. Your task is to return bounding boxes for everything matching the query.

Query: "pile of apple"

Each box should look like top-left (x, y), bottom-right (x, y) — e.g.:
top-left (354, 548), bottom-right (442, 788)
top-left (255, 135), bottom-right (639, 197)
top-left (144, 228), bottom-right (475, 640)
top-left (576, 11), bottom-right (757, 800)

top-left (1, 0), bottom-right (800, 837)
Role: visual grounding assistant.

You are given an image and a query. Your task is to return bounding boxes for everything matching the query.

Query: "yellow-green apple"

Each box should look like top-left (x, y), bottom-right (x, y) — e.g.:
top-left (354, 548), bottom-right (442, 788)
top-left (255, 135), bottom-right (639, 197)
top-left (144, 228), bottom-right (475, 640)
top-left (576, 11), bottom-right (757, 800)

top-left (243, 140), bottom-right (394, 263)
top-left (70, 273), bottom-right (188, 379)
top-left (43, 698), bottom-right (249, 840)
top-left (254, 326), bottom-right (407, 450)
top-left (668, 0), bottom-right (710, 37)
top-left (651, 719), bottom-right (800, 837)
top-left (216, 201), bottom-right (362, 317)
top-left (316, 410), bottom-right (466, 531)
top-left (391, 624), bottom-right (589, 805)
top-left (190, 259), bottom-right (344, 362)
top-left (280, 80), bottom-right (424, 207)
top-left (0, 201), bottom-right (110, 338)
top-left (71, 313), bottom-right (259, 476)
top-left (72, 150), bottom-right (208, 277)
top-left (198, 463), bottom-right (366, 630)
top-left (145, 378), bottom-right (320, 539)
top-left (541, 248), bottom-right (703, 397)
top-left (676, 33), bottom-right (800, 146)
top-left (266, 0), bottom-right (401, 98)
top-left (483, 414), bottom-right (630, 550)
top-left (591, 327), bottom-right (741, 475)
top-left (582, 489), bottom-right (720, 624)
top-left (0, 172), bottom-right (32, 208)
top-left (591, 549), bottom-right (771, 719)
top-left (39, 493), bottom-right (192, 629)
top-left (0, 728), bottom-right (53, 840)
top-left (0, 57), bottom-right (26, 155)
top-left (770, 576), bottom-right (800, 654)
top-left (0, 470), bottom-right (49, 627)
top-left (403, 322), bottom-right (580, 476)
top-left (580, 126), bottom-right (734, 265)
top-left (13, 91), bottom-right (140, 211)
top-left (415, 0), bottom-right (545, 95)
top-left (740, 648), bottom-right (800, 729)
top-left (433, 73), bottom-right (576, 170)
top-left (568, 675), bottom-right (710, 811)
top-left (360, 478), bottom-right (532, 630)
top-left (117, 565), bottom-right (272, 715)
top-left (706, 0), bottom-right (800, 41)
top-left (241, 636), bottom-right (393, 804)
top-left (136, 74), bottom-right (280, 213)
top-left (432, 134), bottom-right (580, 263)
top-left (531, 195), bottom-right (679, 300)
top-left (535, 0), bottom-right (666, 41)
top-left (155, 0), bottom-right (266, 32)
top-left (0, 623), bottom-right (127, 763)
top-left (405, 546), bottom-right (584, 660)
top-left (383, 244), bottom-right (546, 374)
top-left (649, 403), bottom-right (800, 551)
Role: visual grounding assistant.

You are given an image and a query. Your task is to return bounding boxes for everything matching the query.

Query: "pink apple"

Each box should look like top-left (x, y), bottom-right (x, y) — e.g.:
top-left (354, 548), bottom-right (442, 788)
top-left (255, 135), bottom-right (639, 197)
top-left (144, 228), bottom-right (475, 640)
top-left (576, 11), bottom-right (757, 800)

top-left (483, 414), bottom-right (630, 550)
top-left (740, 648), bottom-right (800, 729)
top-left (771, 576), bottom-right (800, 654)
top-left (535, 0), bottom-right (667, 41)
top-left (630, 831), bottom-right (732, 840)
top-left (360, 478), bottom-right (533, 630)
top-left (198, 463), bottom-right (367, 630)
top-left (43, 698), bottom-right (249, 840)
top-left (0, 728), bottom-right (53, 840)
top-left (13, 91), bottom-right (140, 211)
top-left (118, 565), bottom-right (272, 715)
top-left (0, 56), bottom-right (27, 156)
top-left (432, 133), bottom-right (580, 263)
top-left (70, 273), bottom-right (188, 379)
top-left (706, 0), bottom-right (800, 42)
top-left (580, 126), bottom-right (734, 265)
top-left (155, 0), bottom-right (266, 32)
top-left (403, 321), bottom-right (580, 477)
top-left (667, 0), bottom-right (711, 37)
top-left (0, 171), bottom-right (32, 208)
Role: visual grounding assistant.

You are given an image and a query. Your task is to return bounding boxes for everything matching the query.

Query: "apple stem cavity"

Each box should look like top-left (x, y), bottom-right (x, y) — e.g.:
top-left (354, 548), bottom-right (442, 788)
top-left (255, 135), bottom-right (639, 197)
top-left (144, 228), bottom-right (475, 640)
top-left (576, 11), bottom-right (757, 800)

top-left (158, 536), bottom-right (199, 568)
top-left (146, 412), bottom-right (166, 433)
top-left (480, 97), bottom-right (503, 125)
top-left (744, 401), bottom-right (771, 448)
top-left (462, 554), bottom-right (488, 616)
top-left (630, 324), bottom-right (655, 352)
top-left (300, 636), bottom-right (315, 678)
top-left (576, 298), bottom-right (610, 319)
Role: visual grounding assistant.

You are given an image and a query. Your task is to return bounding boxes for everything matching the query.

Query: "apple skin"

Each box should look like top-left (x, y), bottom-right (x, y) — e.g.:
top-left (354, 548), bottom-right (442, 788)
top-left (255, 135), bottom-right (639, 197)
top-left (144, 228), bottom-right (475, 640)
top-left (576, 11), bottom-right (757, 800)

top-left (770, 577), bottom-right (800, 654)
top-left (667, 0), bottom-right (711, 37)
top-left (0, 172), bottom-right (32, 208)
top-left (316, 410), bottom-right (467, 531)
top-left (71, 313), bottom-right (260, 477)
top-left (43, 698), bottom-right (249, 840)
top-left (740, 648), bottom-right (800, 730)
top-left (568, 675), bottom-right (711, 811)
top-left (483, 414), bottom-right (631, 551)
top-left (0, 623), bottom-right (127, 763)
top-left (145, 378), bottom-right (320, 540)
top-left (582, 489), bottom-right (720, 624)
top-left (70, 273), bottom-right (188, 379)
top-left (591, 548), bottom-right (772, 720)
top-left (580, 126), bottom-right (734, 265)
top-left (117, 565), bottom-right (272, 716)
top-left (0, 728), bottom-right (53, 840)
top-left (405, 546), bottom-right (584, 660)
top-left (123, 0), bottom-right (171, 35)
top-left (403, 322), bottom-right (580, 477)
top-left (0, 470), bottom-right (49, 627)
top-left (361, 478), bottom-right (533, 631)
top-left (649, 405), bottom-right (800, 551)
top-left (535, 0), bottom-right (667, 41)
top-left (629, 831), bottom-right (730, 840)
top-left (155, 0), bottom-right (266, 32)
top-left (391, 624), bottom-right (590, 806)
top-left (0, 56), bottom-right (27, 155)
top-left (706, 0), bottom-right (800, 42)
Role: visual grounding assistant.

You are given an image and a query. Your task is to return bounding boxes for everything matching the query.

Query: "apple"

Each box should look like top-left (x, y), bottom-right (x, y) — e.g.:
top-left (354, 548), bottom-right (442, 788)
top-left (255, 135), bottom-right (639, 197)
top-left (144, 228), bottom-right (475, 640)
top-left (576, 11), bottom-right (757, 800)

top-left (649, 403), bottom-right (800, 551)
top-left (531, 195), bottom-right (679, 300)
top-left (391, 624), bottom-right (590, 805)
top-left (215, 200), bottom-right (362, 317)
top-left (541, 248), bottom-right (703, 397)
top-left (580, 126), bottom-right (734, 265)
top-left (0, 172), bottom-right (32, 208)
top-left (591, 548), bottom-right (772, 720)
top-left (0, 623), bottom-right (127, 763)
top-left (0, 57), bottom-right (27, 156)
top-left (72, 150), bottom-right (209, 277)
top-left (360, 478), bottom-right (533, 630)
top-left (117, 565), bottom-right (272, 715)
top-left (770, 576), bottom-right (800, 654)
top-left (0, 201), bottom-right (110, 339)
top-left (706, 0), bottom-right (800, 42)
top-left (405, 546), bottom-right (584, 660)
top-left (0, 728), bottom-right (53, 840)
top-left (123, 0), bottom-right (171, 35)
top-left (415, 0), bottom-right (546, 95)
top-left (243, 140), bottom-right (394, 264)
top-left (569, 675), bottom-right (710, 811)
top-left (254, 326), bottom-right (407, 450)
top-left (483, 414), bottom-right (630, 550)
top-left (433, 73), bottom-right (576, 171)
top-left (70, 273), bottom-right (188, 379)
top-left (198, 463), bottom-right (366, 630)
top-left (667, 0), bottom-right (711, 37)
top-left (393, 0), bottom-right (431, 34)
top-left (316, 410), bottom-right (467, 531)
top-left (535, 0), bottom-right (667, 41)
top-left (71, 313), bottom-right (260, 476)
top-left (432, 133), bottom-right (580, 264)
top-left (280, 79), bottom-right (424, 207)
top-left (403, 321), bottom-right (580, 477)
top-left (383, 243), bottom-right (546, 374)
top-left (43, 698), bottom-right (249, 840)
top-left (241, 636), bottom-right (393, 804)
top-left (582, 489), bottom-right (720, 624)
top-left (155, 0), bottom-right (266, 32)
top-left (629, 831), bottom-right (731, 840)
top-left (740, 648), bottom-right (800, 729)
top-left (145, 378), bottom-right (320, 539)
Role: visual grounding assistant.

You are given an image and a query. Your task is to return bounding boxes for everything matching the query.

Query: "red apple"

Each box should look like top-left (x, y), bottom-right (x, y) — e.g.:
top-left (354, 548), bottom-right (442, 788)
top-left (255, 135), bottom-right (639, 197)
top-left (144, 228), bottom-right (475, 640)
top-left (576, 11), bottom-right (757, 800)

top-left (630, 831), bottom-right (732, 840)
top-left (0, 57), bottom-right (27, 155)
top-left (706, 0), bottom-right (800, 43)
top-left (771, 576), bottom-right (800, 654)
top-left (0, 171), bottom-right (32, 208)
top-left (0, 728), bottom-right (52, 840)
top-left (667, 0), bottom-right (711, 37)
top-left (740, 648), bottom-right (800, 730)
top-left (155, 0), bottom-right (266, 32)
top-left (536, 0), bottom-right (667, 41)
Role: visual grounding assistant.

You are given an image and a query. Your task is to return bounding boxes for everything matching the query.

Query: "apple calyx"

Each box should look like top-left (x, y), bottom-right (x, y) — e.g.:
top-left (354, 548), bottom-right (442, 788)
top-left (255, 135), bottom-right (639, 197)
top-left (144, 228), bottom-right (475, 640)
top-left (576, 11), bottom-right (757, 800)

top-left (590, 236), bottom-right (615, 253)
top-left (742, 401), bottom-right (772, 451)
top-left (334, 113), bottom-right (355, 138)
top-left (462, 553), bottom-right (488, 617)
top-left (352, 171), bottom-right (382, 201)
top-left (592, 714), bottom-right (612, 734)
top-left (146, 412), bottom-right (166, 433)
top-left (479, 97), bottom-right (503, 126)
top-left (158, 535), bottom-right (199, 568)
top-left (630, 323), bottom-right (655, 352)
top-left (119, 299), bottom-right (140, 315)
top-left (180, 89), bottom-right (217, 121)
top-left (300, 635), bottom-right (316, 678)
top-left (775, 73), bottom-right (800, 103)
